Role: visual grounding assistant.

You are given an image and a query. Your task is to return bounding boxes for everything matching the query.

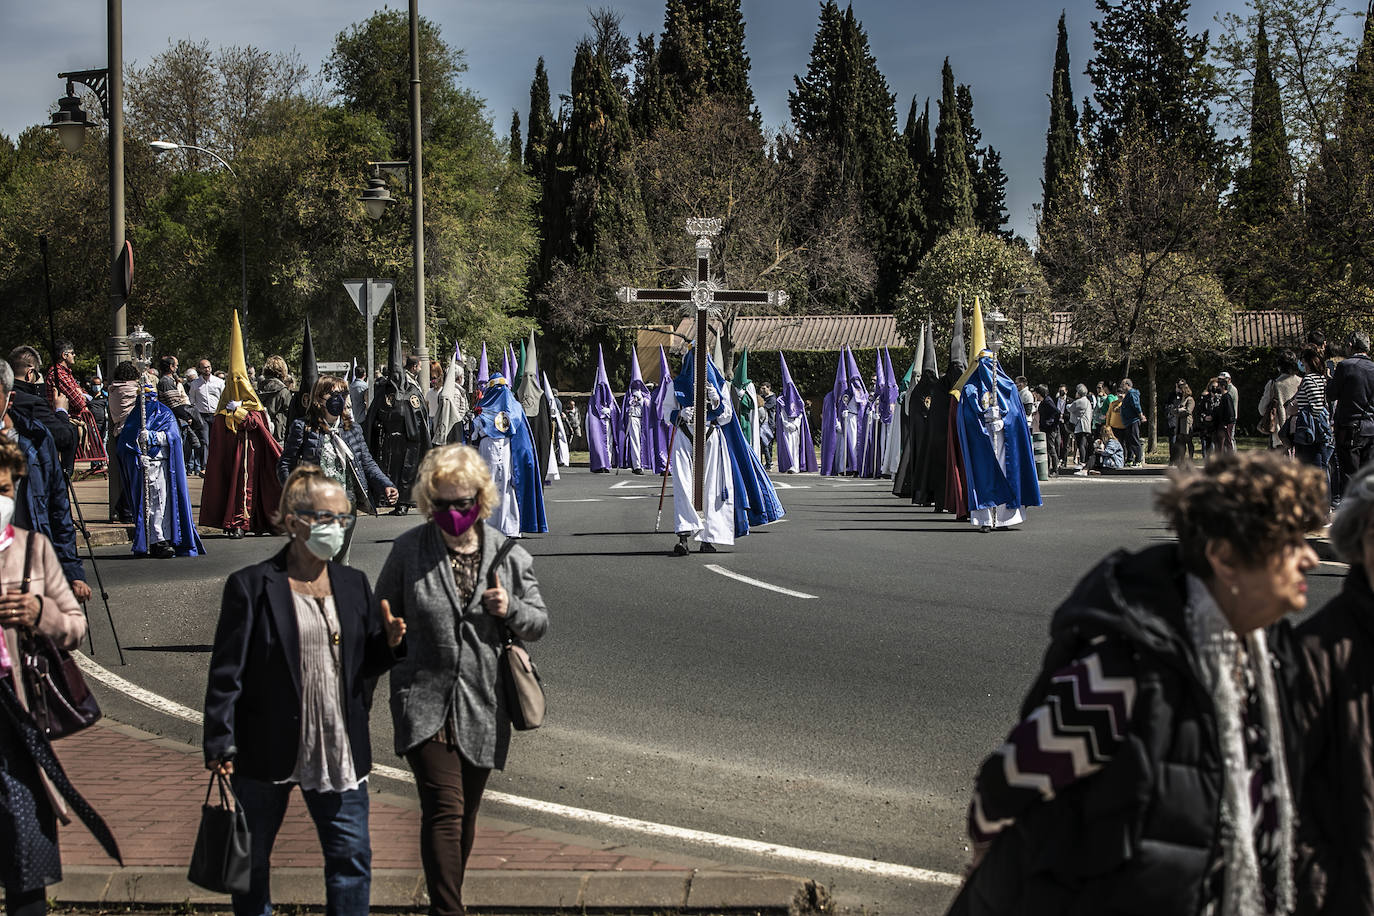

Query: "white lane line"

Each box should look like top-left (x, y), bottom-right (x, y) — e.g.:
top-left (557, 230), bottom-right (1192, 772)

top-left (73, 652), bottom-right (957, 887)
top-left (551, 498), bottom-right (602, 503)
top-left (703, 564), bottom-right (817, 599)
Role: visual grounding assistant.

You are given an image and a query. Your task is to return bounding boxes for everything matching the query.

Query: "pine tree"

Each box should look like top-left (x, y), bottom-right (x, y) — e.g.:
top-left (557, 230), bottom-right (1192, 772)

top-left (1082, 0), bottom-right (1219, 164)
top-left (657, 0), bottom-right (755, 127)
top-left (525, 57), bottom-right (555, 176)
top-left (1042, 12), bottom-right (1080, 221)
top-left (508, 110), bottom-right (522, 166)
top-left (929, 58), bottom-right (975, 241)
top-left (1233, 14), bottom-right (1292, 226)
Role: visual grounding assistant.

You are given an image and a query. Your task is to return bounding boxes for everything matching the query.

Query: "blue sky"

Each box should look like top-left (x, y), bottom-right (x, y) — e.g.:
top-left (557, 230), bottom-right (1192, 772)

top-left (2, 0), bottom-right (1366, 241)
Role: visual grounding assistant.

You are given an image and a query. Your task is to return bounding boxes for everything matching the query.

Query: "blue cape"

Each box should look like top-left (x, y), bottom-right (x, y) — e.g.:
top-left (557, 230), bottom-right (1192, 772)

top-left (116, 393), bottom-right (205, 556)
top-left (956, 357), bottom-right (1042, 513)
top-left (673, 349), bottom-right (784, 536)
top-left (473, 379), bottom-right (547, 533)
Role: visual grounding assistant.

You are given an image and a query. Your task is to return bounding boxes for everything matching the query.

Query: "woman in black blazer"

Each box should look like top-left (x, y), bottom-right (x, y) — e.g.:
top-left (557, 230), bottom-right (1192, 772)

top-left (203, 466), bottom-right (405, 916)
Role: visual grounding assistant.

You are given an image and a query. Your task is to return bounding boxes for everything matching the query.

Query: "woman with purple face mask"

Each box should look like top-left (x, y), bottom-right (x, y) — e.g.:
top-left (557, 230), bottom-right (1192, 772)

top-left (375, 444), bottom-right (548, 916)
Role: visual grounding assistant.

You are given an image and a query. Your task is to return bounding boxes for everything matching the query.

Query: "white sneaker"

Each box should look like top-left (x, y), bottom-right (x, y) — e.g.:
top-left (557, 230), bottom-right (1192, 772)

top-left (1074, 468), bottom-right (1088, 477)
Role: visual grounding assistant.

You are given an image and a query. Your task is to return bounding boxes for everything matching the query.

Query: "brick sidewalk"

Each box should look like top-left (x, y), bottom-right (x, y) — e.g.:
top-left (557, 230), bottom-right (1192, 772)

top-left (40, 721), bottom-right (813, 911)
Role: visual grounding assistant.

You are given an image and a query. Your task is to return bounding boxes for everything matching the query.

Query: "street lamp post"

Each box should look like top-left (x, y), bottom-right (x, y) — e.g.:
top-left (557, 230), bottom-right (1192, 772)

top-left (357, 0), bottom-right (428, 365)
top-left (45, 0), bottom-right (125, 377)
top-left (150, 140), bottom-right (249, 332)
top-left (1011, 286), bottom-right (1033, 378)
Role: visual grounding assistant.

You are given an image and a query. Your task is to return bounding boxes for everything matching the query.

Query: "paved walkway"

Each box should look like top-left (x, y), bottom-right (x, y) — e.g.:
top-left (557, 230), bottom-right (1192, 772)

top-left (40, 720), bottom-right (813, 911)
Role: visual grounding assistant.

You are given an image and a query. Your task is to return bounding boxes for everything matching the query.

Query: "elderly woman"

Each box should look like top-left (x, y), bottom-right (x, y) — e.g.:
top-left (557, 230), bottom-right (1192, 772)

top-left (203, 466), bottom-right (405, 916)
top-left (949, 451), bottom-right (1326, 916)
top-left (1293, 462), bottom-right (1374, 913)
top-left (256, 355), bottom-right (292, 442)
top-left (0, 441), bottom-right (120, 916)
top-left (377, 444), bottom-right (548, 916)
top-left (279, 376), bottom-right (398, 563)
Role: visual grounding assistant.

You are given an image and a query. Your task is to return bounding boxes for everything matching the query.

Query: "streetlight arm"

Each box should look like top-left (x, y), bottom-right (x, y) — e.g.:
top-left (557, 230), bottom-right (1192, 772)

top-left (154, 141), bottom-right (238, 177)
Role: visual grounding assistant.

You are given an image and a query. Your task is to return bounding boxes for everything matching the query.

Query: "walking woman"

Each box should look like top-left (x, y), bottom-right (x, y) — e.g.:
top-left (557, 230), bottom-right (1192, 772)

top-left (949, 451), bottom-right (1327, 915)
top-left (203, 466), bottom-right (405, 916)
top-left (377, 444), bottom-right (549, 916)
top-left (1169, 379), bottom-right (1195, 466)
top-left (0, 441), bottom-right (120, 916)
top-left (279, 376), bottom-right (398, 563)
top-left (1293, 462), bottom-right (1374, 913)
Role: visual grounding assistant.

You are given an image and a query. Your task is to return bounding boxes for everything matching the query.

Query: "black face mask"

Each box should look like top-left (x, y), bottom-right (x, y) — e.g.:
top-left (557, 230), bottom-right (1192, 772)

top-left (326, 392), bottom-right (347, 416)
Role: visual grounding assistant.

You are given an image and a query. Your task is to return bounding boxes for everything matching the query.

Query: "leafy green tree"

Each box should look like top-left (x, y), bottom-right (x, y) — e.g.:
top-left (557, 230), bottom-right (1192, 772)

top-left (894, 228), bottom-right (1048, 364)
top-left (1042, 12), bottom-right (1080, 222)
top-left (929, 58), bottom-right (975, 240)
top-left (1082, 0), bottom-right (1222, 167)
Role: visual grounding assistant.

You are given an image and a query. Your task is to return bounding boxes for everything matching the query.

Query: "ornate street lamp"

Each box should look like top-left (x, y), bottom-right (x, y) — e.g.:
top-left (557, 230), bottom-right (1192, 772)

top-left (357, 166), bottom-right (399, 221)
top-left (46, 84), bottom-right (98, 153)
top-left (984, 306), bottom-right (1009, 357)
top-left (1011, 286), bottom-right (1034, 377)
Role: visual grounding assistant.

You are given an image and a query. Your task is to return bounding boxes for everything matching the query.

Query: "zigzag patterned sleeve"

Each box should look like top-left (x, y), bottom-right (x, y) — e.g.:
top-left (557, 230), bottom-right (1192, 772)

top-left (967, 638), bottom-right (1139, 845)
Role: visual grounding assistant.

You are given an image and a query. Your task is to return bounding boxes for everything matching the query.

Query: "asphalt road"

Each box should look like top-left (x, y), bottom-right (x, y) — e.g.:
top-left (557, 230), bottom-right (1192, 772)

top-left (72, 468), bottom-right (1350, 914)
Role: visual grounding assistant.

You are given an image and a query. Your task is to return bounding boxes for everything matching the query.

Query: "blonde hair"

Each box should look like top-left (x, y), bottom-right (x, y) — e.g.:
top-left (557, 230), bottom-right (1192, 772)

top-left (276, 465), bottom-right (349, 529)
top-left (414, 444), bottom-right (497, 520)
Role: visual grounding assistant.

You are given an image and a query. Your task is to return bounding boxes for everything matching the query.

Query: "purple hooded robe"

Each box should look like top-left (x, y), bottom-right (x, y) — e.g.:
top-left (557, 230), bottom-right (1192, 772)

top-left (617, 354), bottom-right (655, 470)
top-left (775, 352), bottom-right (817, 473)
top-left (648, 347), bottom-right (674, 473)
top-left (586, 345), bottom-right (619, 472)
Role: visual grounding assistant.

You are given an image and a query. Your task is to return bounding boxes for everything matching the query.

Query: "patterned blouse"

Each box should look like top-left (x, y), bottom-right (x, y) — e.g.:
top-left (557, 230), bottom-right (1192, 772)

top-left (288, 590), bottom-right (359, 792)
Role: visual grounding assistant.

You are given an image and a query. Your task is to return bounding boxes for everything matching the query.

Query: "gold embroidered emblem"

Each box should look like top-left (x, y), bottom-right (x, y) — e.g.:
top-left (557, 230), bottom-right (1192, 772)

top-left (495, 411), bottom-right (511, 433)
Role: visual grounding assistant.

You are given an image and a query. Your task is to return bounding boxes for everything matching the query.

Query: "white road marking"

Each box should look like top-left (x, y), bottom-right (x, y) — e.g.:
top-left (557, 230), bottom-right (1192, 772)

top-left (74, 652), bottom-right (959, 886)
top-left (703, 564), bottom-right (818, 599)
top-left (610, 480), bottom-right (660, 489)
top-left (551, 498), bottom-right (603, 503)
top-left (616, 495), bottom-right (649, 500)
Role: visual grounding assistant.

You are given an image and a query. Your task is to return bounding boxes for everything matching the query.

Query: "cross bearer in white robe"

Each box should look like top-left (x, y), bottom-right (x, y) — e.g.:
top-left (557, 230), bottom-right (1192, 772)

top-left (669, 373), bottom-right (735, 556)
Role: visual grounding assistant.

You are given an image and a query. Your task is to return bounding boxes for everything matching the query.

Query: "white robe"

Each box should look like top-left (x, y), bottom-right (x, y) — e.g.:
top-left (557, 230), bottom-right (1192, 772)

top-left (671, 399), bottom-right (736, 546)
top-left (625, 393), bottom-right (647, 470)
top-left (882, 394), bottom-right (905, 476)
top-left (841, 408), bottom-right (863, 473)
top-left (778, 411), bottom-right (805, 472)
top-left (478, 435), bottom-right (521, 537)
top-left (969, 405), bottom-right (1025, 529)
top-left (142, 439), bottom-right (172, 543)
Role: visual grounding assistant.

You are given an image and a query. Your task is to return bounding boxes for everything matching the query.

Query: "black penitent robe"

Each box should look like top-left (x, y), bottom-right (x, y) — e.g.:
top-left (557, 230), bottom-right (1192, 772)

top-left (914, 367), bottom-right (961, 510)
top-left (364, 377), bottom-right (431, 504)
top-left (892, 372), bottom-right (938, 500)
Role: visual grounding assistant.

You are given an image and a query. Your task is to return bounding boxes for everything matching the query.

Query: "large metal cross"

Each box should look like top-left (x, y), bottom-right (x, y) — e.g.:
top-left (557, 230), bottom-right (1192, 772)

top-left (617, 217), bottom-right (788, 511)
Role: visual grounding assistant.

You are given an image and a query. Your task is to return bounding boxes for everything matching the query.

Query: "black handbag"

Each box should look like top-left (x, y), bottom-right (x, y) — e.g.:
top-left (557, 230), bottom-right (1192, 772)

top-left (489, 538), bottom-right (545, 731)
top-left (16, 531), bottom-right (101, 740)
top-left (187, 771), bottom-right (252, 895)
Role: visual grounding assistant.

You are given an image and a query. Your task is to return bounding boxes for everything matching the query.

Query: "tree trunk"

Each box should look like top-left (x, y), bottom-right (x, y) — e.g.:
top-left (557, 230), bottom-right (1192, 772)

top-left (1146, 354), bottom-right (1158, 456)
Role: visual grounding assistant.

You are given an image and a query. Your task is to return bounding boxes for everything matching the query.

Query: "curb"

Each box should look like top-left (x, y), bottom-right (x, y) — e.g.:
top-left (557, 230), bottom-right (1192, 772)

top-left (46, 865), bottom-right (819, 913)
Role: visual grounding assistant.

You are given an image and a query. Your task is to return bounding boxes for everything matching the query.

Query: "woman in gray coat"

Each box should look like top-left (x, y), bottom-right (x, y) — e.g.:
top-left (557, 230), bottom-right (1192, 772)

top-left (376, 444), bottom-right (547, 916)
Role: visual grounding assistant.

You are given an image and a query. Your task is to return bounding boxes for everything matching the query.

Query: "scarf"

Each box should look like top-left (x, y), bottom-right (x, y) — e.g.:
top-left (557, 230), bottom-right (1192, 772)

top-left (1185, 575), bottom-right (1296, 915)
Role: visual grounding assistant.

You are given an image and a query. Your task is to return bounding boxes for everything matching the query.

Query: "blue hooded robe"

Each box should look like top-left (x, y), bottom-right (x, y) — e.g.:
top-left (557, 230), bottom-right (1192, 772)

top-left (116, 392), bottom-right (204, 556)
top-left (672, 349), bottom-right (784, 537)
top-left (956, 356), bottom-right (1042, 518)
top-left (472, 377), bottom-right (547, 534)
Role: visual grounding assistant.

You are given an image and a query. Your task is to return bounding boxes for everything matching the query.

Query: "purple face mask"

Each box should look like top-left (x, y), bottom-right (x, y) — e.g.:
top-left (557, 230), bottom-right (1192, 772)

top-left (433, 505), bottom-right (481, 537)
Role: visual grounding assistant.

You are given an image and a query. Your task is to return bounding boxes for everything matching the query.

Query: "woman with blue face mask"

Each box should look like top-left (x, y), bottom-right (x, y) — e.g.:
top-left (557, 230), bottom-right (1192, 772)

top-left (202, 466), bottom-right (406, 916)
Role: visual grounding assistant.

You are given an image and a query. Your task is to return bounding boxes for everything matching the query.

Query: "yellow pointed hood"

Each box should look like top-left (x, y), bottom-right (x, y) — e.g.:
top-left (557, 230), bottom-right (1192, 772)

top-left (950, 296), bottom-right (991, 400)
top-left (215, 310), bottom-right (262, 431)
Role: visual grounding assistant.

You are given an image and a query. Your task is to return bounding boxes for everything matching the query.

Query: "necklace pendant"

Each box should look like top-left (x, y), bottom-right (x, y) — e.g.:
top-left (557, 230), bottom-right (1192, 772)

top-left (332, 632), bottom-right (340, 646)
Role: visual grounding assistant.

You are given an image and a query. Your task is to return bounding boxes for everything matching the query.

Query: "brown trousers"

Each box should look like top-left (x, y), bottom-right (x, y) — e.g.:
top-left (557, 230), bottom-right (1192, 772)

top-left (406, 740), bottom-right (492, 916)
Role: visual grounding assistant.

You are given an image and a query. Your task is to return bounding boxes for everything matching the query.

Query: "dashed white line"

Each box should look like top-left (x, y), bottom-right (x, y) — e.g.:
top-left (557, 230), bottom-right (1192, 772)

top-left (703, 564), bottom-right (818, 599)
top-left (72, 652), bottom-right (957, 886)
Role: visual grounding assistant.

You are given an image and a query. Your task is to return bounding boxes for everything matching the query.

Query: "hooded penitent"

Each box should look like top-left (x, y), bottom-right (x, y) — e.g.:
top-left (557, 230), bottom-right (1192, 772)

top-left (119, 385), bottom-right (204, 556)
top-left (671, 347), bottom-right (784, 539)
top-left (517, 331), bottom-right (554, 481)
top-left (201, 310), bottom-right (282, 535)
top-left (543, 371), bottom-right (570, 477)
top-left (471, 376), bottom-right (547, 535)
top-left (586, 345), bottom-right (619, 473)
top-left (648, 346), bottom-right (675, 473)
top-left (915, 303), bottom-right (967, 513)
top-left (476, 343), bottom-right (490, 392)
top-left (732, 349), bottom-right (762, 461)
top-left (775, 352), bottom-right (817, 473)
top-left (820, 349), bottom-right (847, 476)
top-left (286, 316), bottom-right (318, 428)
top-left (363, 303), bottom-right (431, 506)
top-left (860, 348), bottom-right (897, 478)
top-left (894, 322), bottom-right (939, 499)
top-left (618, 351), bottom-right (654, 471)
top-left (432, 340), bottom-right (468, 445)
top-left (942, 299), bottom-right (984, 517)
top-left (957, 347), bottom-right (1041, 527)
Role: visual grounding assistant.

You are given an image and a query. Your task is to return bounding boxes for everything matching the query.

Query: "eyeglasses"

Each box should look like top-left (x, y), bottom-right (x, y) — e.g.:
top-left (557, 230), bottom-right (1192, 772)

top-left (432, 497), bottom-right (477, 512)
top-left (293, 510), bottom-right (357, 529)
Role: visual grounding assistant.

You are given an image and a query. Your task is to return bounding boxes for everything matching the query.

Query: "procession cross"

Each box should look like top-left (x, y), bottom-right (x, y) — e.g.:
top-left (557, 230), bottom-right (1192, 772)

top-left (617, 218), bottom-right (788, 511)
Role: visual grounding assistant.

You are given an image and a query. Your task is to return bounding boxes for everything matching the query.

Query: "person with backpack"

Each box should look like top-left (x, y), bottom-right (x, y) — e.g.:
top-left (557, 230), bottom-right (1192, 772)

top-left (1258, 350), bottom-right (1303, 456)
top-left (1330, 331), bottom-right (1374, 502)
top-left (1293, 346), bottom-right (1334, 493)
top-left (1033, 385), bottom-right (1062, 476)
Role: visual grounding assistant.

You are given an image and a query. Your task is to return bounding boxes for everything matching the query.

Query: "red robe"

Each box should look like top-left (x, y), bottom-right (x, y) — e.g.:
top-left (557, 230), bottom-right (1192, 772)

top-left (48, 362), bottom-right (107, 464)
top-left (944, 405), bottom-right (969, 520)
top-left (200, 411), bottom-right (283, 534)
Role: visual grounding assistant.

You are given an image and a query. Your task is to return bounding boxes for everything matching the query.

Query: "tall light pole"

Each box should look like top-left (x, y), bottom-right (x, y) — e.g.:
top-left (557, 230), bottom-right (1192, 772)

top-left (358, 0), bottom-right (427, 365)
top-left (45, 0), bottom-right (125, 377)
top-left (1011, 286), bottom-right (1033, 378)
top-left (149, 140), bottom-right (249, 333)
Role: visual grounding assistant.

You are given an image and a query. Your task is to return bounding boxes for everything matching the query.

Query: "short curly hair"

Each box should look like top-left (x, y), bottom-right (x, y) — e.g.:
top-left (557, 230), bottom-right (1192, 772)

top-left (414, 444), bottom-right (497, 521)
top-left (1155, 451), bottom-right (1328, 577)
top-left (0, 441), bottom-right (29, 480)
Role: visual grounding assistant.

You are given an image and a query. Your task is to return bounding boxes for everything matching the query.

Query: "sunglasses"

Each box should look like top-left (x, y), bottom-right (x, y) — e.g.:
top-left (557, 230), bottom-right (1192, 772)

top-left (432, 497), bottom-right (477, 512)
top-left (293, 510), bottom-right (357, 529)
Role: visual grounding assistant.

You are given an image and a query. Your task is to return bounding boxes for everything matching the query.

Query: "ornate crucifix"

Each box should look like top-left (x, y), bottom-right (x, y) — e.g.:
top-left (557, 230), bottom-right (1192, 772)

top-left (617, 218), bottom-right (788, 511)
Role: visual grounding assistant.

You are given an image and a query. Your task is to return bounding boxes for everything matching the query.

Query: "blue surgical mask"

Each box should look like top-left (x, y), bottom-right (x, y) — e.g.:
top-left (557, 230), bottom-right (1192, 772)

top-left (326, 392), bottom-right (347, 416)
top-left (302, 521), bottom-right (346, 560)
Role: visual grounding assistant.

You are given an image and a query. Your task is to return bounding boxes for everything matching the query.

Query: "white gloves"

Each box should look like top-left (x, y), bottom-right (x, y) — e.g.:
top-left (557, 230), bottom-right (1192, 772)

top-left (226, 400), bottom-right (242, 413)
top-left (137, 431), bottom-right (168, 448)
top-left (599, 407), bottom-right (612, 419)
top-left (707, 387), bottom-right (721, 409)
top-left (679, 407), bottom-right (695, 427)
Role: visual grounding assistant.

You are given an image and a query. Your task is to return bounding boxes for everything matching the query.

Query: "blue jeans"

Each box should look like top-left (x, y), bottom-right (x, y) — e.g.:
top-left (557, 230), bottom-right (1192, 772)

top-left (231, 776), bottom-right (371, 916)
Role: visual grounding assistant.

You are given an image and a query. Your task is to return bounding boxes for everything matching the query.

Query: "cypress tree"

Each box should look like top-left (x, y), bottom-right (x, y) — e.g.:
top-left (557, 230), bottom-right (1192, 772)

top-left (929, 58), bottom-right (975, 240)
top-left (525, 57), bottom-right (554, 176)
top-left (630, 33), bottom-right (671, 136)
top-left (508, 110), bottom-right (522, 166)
top-left (657, 0), bottom-right (755, 126)
top-left (1042, 12), bottom-right (1079, 221)
top-left (1234, 14), bottom-right (1292, 226)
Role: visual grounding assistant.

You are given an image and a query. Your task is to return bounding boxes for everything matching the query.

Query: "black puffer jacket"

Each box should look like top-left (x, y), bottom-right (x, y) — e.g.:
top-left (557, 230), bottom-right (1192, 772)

top-left (950, 544), bottom-right (1304, 916)
top-left (277, 418), bottom-right (394, 509)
